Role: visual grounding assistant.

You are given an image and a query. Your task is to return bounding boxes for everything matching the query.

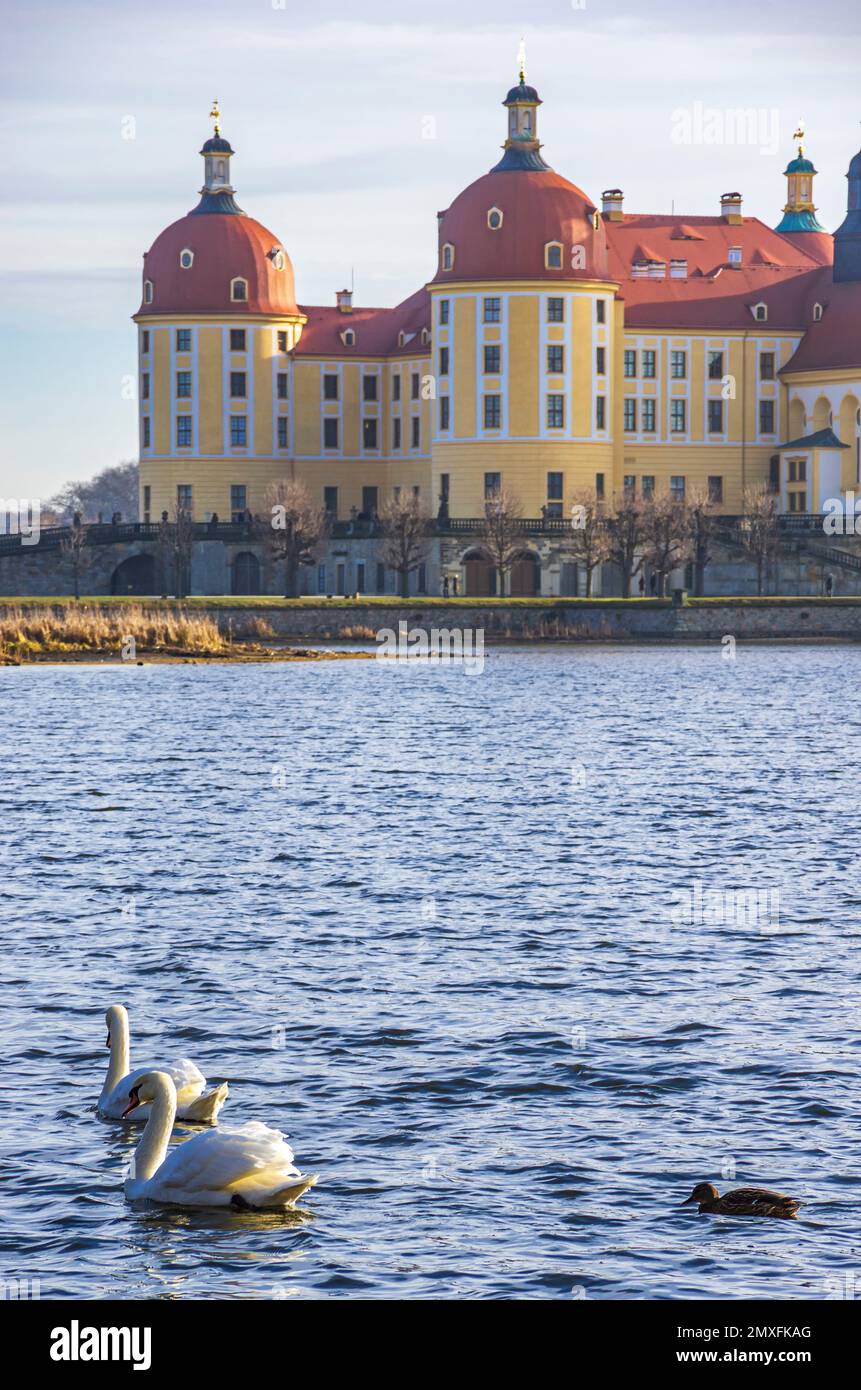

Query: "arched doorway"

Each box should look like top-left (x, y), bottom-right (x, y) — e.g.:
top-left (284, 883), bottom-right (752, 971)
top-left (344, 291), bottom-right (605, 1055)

top-left (462, 547), bottom-right (496, 596)
top-left (232, 550), bottom-right (262, 595)
top-left (812, 395), bottom-right (832, 432)
top-left (510, 550), bottom-right (540, 597)
top-left (110, 552), bottom-right (155, 596)
top-left (788, 397), bottom-right (806, 440)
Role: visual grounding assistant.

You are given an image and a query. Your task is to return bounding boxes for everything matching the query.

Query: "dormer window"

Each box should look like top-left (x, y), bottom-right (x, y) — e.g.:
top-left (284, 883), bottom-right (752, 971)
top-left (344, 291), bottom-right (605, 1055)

top-left (487, 208), bottom-right (503, 231)
top-left (545, 242), bottom-right (563, 270)
top-left (341, 329), bottom-right (355, 347)
top-left (728, 246), bottom-right (742, 266)
top-left (143, 279), bottom-right (153, 304)
top-left (813, 302), bottom-right (824, 321)
top-left (752, 302), bottom-right (768, 322)
top-left (179, 249), bottom-right (194, 269)
top-left (442, 243), bottom-right (455, 272)
top-left (421, 328), bottom-right (430, 345)
top-left (230, 277), bottom-right (248, 302)
top-left (269, 249), bottom-right (285, 271)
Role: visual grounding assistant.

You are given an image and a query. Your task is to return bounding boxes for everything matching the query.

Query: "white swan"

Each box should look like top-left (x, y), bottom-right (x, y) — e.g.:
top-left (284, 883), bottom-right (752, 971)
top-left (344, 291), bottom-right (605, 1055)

top-left (123, 1072), bottom-right (318, 1209)
top-left (99, 1005), bottom-right (228, 1124)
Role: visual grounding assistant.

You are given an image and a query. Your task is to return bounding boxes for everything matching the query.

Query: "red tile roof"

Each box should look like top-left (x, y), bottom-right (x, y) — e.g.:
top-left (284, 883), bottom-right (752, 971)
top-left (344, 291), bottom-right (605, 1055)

top-left (295, 286), bottom-right (431, 358)
top-left (138, 211), bottom-right (301, 318)
top-left (781, 279), bottom-right (861, 373)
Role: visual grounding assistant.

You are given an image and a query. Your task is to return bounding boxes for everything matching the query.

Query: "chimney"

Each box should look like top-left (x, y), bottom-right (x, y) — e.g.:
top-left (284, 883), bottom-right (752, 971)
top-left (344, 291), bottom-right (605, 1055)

top-left (720, 191), bottom-right (743, 224)
top-left (602, 188), bottom-right (624, 221)
top-left (336, 288), bottom-right (353, 313)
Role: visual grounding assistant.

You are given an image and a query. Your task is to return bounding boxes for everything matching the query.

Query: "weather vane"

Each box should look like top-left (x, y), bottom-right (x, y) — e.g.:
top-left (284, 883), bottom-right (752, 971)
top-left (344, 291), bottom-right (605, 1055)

top-left (793, 120), bottom-right (805, 157)
top-left (518, 37), bottom-right (526, 85)
top-left (210, 99), bottom-right (221, 137)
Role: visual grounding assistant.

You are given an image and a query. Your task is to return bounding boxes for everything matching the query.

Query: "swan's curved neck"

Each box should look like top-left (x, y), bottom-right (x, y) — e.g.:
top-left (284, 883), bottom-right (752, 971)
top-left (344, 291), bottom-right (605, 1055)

top-left (102, 1010), bottom-right (130, 1099)
top-left (131, 1075), bottom-right (177, 1182)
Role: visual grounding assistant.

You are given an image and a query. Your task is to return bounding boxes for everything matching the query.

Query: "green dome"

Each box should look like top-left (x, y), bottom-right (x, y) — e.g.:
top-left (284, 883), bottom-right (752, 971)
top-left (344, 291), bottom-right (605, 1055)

top-left (784, 156), bottom-right (816, 174)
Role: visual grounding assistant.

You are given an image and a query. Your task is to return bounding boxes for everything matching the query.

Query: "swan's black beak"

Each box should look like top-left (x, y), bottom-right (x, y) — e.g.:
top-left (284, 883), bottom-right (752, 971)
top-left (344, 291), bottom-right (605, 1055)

top-left (122, 1086), bottom-right (141, 1118)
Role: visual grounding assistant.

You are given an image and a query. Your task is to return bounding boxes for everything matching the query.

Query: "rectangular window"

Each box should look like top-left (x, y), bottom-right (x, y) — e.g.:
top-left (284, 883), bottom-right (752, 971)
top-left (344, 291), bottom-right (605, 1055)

top-left (411, 372), bottom-right (420, 400)
top-left (798, 459), bottom-right (807, 481)
top-left (141, 373), bottom-right (150, 400)
top-left (440, 473), bottom-right (450, 501)
top-left (439, 346), bottom-right (450, 376)
top-left (708, 475), bottom-right (723, 504)
top-left (595, 472), bottom-right (605, 499)
top-left (362, 487), bottom-right (378, 516)
top-left (363, 375), bottom-right (378, 402)
top-left (230, 371), bottom-right (246, 399)
top-left (392, 374), bottom-right (401, 401)
top-left (176, 415), bottom-right (192, 447)
top-left (323, 373), bottom-right (339, 400)
top-left (483, 297), bottom-right (501, 323)
top-left (624, 349), bottom-right (637, 378)
top-left (392, 417), bottom-right (401, 449)
top-left (440, 396), bottom-right (450, 430)
top-left (760, 351), bottom-right (775, 380)
top-left (707, 350), bottom-right (724, 380)
top-left (277, 372), bottom-right (288, 400)
top-left (642, 399), bottom-right (656, 432)
top-left (789, 459), bottom-right (797, 481)
top-left (177, 484), bottom-right (192, 511)
top-left (769, 454), bottom-right (781, 491)
top-left (439, 299), bottom-right (450, 325)
top-left (670, 350), bottom-right (687, 379)
top-left (484, 394), bottom-right (502, 429)
top-left (547, 297), bottom-right (564, 322)
top-left (324, 486), bottom-right (338, 517)
top-left (547, 471), bottom-right (563, 501)
top-left (641, 475), bottom-right (655, 498)
top-left (484, 344), bottom-right (501, 374)
top-left (176, 329), bottom-right (191, 352)
top-left (484, 472), bottom-right (501, 498)
top-left (708, 399), bottom-right (724, 433)
top-left (545, 502), bottom-right (563, 519)
top-left (670, 475), bottom-right (686, 500)
top-left (595, 346), bottom-right (605, 375)
top-left (230, 329), bottom-right (246, 351)
top-left (277, 331), bottom-right (288, 353)
top-left (411, 416), bottom-right (420, 448)
top-left (670, 399), bottom-right (687, 432)
top-left (547, 345), bottom-right (564, 374)
top-left (277, 417), bottom-right (288, 448)
top-left (546, 394), bottom-right (565, 429)
top-left (596, 396), bottom-right (606, 430)
top-left (363, 418), bottom-right (378, 449)
top-left (141, 330), bottom-right (150, 353)
top-left (760, 399), bottom-right (775, 433)
top-left (596, 300), bottom-right (606, 323)
top-left (642, 350), bottom-right (656, 378)
top-left (318, 562), bottom-right (327, 594)
top-left (623, 398), bottom-right (637, 432)
top-left (230, 415), bottom-right (246, 446)
top-left (143, 484), bottom-right (151, 516)
top-left (142, 416), bottom-right (151, 448)
top-left (323, 418), bottom-right (339, 449)
top-left (230, 485), bottom-right (246, 521)
top-left (624, 475), bottom-right (636, 496)
top-left (376, 560), bottom-right (386, 592)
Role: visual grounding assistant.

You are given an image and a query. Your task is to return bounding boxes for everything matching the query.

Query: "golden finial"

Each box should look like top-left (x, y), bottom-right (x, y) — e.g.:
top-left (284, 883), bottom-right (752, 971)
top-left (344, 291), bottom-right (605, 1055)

top-left (210, 99), bottom-right (221, 137)
top-left (794, 121), bottom-right (805, 158)
top-left (517, 36), bottom-right (527, 85)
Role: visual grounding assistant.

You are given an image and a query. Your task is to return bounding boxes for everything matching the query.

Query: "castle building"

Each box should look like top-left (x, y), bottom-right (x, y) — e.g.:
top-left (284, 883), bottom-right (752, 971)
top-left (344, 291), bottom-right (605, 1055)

top-left (133, 79), bottom-right (861, 597)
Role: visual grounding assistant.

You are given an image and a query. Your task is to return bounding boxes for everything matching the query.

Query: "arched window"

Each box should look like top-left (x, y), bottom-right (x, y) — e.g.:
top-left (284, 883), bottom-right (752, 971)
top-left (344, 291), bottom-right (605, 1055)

top-left (269, 249), bottom-right (285, 271)
top-left (545, 242), bottom-right (563, 269)
top-left (143, 279), bottom-right (153, 304)
top-left (813, 302), bottom-right (824, 321)
top-left (442, 243), bottom-right (455, 272)
top-left (230, 277), bottom-right (248, 302)
top-left (487, 207), bottom-right (503, 230)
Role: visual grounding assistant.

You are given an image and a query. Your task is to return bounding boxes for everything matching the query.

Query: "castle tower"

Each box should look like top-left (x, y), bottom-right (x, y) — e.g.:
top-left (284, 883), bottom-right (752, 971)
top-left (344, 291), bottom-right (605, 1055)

top-left (833, 139), bottom-right (861, 282)
top-left (775, 126), bottom-right (826, 233)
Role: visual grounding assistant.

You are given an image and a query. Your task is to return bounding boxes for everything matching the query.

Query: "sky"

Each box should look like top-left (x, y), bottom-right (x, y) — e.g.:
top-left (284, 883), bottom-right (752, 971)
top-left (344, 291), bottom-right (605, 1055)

top-left (1, 0), bottom-right (859, 499)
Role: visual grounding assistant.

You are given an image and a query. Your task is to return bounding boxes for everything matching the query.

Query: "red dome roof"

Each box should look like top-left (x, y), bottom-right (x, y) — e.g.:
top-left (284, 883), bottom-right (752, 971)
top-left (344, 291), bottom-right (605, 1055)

top-left (138, 211), bottom-right (301, 317)
top-left (432, 169), bottom-right (610, 283)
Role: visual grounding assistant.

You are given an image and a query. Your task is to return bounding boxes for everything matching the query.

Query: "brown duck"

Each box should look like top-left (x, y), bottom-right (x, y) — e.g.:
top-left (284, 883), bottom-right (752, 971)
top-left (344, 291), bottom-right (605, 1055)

top-left (682, 1182), bottom-right (801, 1218)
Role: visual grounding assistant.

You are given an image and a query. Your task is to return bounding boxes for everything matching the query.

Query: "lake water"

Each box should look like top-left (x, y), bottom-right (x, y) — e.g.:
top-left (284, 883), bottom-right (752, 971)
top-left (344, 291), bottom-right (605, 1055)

top-left (1, 645), bottom-right (859, 1301)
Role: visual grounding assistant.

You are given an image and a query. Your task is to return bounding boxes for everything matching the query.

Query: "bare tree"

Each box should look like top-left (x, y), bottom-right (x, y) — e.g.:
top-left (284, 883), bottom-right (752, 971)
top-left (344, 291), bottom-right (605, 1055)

top-left (378, 492), bottom-right (431, 598)
top-left (606, 493), bottom-right (646, 598)
top-left (642, 495), bottom-right (690, 597)
top-left (478, 487), bottom-right (525, 597)
top-left (685, 489), bottom-right (718, 597)
top-left (739, 487), bottom-right (780, 595)
top-left (49, 461), bottom-right (139, 523)
top-left (565, 490), bottom-right (612, 597)
top-left (265, 480), bottom-right (329, 598)
top-left (60, 515), bottom-right (93, 599)
top-left (156, 502), bottom-right (195, 598)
